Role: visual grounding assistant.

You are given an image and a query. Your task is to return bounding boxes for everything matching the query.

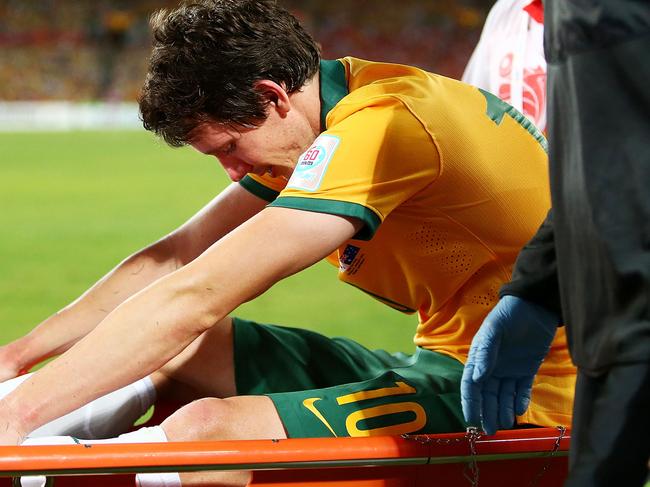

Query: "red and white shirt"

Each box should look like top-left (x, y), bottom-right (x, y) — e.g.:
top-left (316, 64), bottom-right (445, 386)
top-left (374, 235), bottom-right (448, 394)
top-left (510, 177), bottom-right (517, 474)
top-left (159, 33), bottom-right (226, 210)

top-left (462, 0), bottom-right (546, 132)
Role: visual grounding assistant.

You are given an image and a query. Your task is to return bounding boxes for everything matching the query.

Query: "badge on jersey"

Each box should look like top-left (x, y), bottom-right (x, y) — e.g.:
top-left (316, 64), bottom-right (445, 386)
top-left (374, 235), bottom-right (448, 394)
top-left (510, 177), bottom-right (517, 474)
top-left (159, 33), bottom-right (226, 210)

top-left (287, 134), bottom-right (340, 191)
top-left (339, 244), bottom-right (361, 272)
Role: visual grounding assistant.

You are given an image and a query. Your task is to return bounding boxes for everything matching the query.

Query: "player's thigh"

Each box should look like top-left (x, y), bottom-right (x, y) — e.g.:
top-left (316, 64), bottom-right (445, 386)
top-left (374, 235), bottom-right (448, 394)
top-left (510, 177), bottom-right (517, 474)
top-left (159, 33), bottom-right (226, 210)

top-left (267, 349), bottom-right (466, 438)
top-left (153, 314), bottom-right (386, 402)
top-left (232, 317), bottom-right (422, 395)
top-left (153, 316), bottom-right (236, 401)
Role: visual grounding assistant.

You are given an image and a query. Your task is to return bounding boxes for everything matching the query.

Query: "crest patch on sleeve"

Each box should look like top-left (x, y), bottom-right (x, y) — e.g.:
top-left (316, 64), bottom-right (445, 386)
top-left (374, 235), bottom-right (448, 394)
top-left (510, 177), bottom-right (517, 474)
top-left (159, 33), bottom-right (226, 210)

top-left (287, 134), bottom-right (340, 191)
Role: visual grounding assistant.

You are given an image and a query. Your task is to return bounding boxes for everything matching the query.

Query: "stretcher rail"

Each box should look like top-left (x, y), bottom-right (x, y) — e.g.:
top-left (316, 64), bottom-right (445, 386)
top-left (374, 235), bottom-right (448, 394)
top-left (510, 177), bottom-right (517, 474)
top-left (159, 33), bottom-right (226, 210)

top-left (0, 428), bottom-right (569, 477)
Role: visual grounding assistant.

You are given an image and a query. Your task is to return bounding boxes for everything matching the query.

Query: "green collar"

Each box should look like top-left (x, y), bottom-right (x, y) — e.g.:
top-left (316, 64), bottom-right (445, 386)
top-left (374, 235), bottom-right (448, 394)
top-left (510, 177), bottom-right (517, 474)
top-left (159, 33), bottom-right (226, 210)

top-left (319, 59), bottom-right (349, 131)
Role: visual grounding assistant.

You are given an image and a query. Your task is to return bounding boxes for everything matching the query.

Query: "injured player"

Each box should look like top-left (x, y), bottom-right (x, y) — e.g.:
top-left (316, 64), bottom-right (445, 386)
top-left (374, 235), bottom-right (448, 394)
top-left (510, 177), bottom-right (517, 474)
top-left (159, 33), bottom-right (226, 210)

top-left (0, 1), bottom-right (575, 486)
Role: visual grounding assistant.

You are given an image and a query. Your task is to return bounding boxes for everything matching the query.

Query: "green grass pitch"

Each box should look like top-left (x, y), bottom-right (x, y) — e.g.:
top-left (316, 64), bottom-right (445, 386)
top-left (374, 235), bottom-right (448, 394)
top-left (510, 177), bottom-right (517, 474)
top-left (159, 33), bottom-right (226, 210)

top-left (0, 130), bottom-right (414, 357)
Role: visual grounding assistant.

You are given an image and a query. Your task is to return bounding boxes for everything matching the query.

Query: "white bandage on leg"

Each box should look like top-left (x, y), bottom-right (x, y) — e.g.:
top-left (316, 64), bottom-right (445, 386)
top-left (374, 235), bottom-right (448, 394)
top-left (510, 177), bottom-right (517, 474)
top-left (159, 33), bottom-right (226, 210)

top-left (22, 425), bottom-right (167, 446)
top-left (20, 426), bottom-right (176, 487)
top-left (111, 429), bottom-right (182, 487)
top-left (102, 425), bottom-right (169, 444)
top-left (131, 428), bottom-right (181, 487)
top-left (20, 435), bottom-right (78, 487)
top-left (28, 376), bottom-right (156, 439)
top-left (109, 428), bottom-right (182, 487)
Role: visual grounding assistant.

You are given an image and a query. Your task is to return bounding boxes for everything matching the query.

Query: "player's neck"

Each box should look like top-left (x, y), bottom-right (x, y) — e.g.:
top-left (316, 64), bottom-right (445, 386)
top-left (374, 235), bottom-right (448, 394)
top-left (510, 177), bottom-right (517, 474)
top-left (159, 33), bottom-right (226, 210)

top-left (289, 72), bottom-right (321, 136)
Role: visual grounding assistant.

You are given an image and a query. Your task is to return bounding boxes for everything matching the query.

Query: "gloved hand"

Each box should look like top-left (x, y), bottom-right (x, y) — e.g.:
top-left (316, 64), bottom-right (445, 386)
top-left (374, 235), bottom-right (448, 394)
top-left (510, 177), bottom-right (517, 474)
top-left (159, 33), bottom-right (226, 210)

top-left (461, 295), bottom-right (560, 435)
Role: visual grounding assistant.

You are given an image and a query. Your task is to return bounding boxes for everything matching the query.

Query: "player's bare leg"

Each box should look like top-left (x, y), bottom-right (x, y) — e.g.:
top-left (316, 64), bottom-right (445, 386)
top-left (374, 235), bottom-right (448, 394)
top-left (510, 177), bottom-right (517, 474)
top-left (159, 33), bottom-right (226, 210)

top-left (150, 316), bottom-right (238, 405)
top-left (140, 395), bottom-right (287, 486)
top-left (22, 345), bottom-right (284, 486)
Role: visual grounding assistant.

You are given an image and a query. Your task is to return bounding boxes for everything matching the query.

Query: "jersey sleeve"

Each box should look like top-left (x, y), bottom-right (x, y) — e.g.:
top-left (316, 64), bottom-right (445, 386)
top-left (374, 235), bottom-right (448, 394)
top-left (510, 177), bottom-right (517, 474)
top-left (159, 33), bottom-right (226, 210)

top-left (268, 101), bottom-right (439, 240)
top-left (238, 173), bottom-right (288, 202)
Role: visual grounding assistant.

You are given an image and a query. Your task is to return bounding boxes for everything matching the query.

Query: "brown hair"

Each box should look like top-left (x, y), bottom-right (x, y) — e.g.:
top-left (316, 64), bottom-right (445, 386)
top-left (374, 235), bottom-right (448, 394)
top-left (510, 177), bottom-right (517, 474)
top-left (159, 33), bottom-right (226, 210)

top-left (139, 0), bottom-right (321, 147)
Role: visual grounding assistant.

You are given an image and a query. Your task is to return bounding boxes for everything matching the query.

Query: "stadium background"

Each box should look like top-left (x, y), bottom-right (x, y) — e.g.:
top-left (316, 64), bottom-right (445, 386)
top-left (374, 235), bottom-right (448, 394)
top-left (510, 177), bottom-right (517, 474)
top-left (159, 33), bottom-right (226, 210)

top-left (0, 0), bottom-right (492, 354)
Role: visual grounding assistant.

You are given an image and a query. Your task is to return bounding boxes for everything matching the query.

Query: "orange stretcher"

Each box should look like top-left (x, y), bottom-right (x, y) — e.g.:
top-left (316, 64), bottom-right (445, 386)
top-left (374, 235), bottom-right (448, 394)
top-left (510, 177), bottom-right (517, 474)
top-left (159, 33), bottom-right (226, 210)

top-left (0, 427), bottom-right (569, 486)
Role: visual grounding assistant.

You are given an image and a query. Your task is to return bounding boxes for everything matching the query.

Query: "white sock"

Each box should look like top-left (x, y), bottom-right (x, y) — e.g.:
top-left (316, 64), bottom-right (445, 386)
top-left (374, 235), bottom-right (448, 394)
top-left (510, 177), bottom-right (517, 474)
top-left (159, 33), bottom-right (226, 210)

top-left (22, 425), bottom-right (167, 446)
top-left (131, 428), bottom-right (182, 487)
top-left (7, 374), bottom-right (157, 439)
top-left (19, 435), bottom-right (82, 487)
top-left (21, 426), bottom-right (180, 487)
top-left (136, 472), bottom-right (182, 487)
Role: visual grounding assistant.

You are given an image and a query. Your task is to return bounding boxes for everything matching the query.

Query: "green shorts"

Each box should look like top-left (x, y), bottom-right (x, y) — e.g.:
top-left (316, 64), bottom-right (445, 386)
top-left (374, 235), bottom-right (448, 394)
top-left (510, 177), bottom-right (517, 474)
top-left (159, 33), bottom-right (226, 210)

top-left (232, 317), bottom-right (466, 438)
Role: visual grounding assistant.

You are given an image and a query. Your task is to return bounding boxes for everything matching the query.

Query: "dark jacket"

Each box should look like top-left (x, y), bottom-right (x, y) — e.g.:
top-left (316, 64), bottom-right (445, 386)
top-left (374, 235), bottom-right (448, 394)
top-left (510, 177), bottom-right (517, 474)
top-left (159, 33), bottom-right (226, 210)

top-left (502, 0), bottom-right (650, 374)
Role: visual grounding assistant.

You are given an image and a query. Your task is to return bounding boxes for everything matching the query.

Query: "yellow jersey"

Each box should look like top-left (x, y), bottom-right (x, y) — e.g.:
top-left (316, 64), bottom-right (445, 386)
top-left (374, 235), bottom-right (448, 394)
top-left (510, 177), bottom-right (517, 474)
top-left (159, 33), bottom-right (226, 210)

top-left (239, 57), bottom-right (575, 428)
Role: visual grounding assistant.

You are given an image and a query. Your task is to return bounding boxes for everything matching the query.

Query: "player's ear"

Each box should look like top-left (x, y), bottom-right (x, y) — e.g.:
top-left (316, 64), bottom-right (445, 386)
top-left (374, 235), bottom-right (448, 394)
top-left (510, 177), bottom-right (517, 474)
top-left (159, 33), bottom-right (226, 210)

top-left (254, 80), bottom-right (291, 116)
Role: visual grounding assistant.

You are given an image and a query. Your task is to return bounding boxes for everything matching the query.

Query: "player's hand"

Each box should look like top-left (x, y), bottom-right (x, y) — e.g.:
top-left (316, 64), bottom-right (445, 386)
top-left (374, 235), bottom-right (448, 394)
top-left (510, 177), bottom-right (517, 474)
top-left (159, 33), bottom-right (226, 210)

top-left (461, 295), bottom-right (559, 435)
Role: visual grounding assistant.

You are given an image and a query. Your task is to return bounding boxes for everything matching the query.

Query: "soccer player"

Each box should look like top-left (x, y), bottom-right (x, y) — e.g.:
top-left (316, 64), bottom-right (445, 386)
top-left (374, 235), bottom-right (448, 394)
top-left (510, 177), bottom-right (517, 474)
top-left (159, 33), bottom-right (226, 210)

top-left (461, 1), bottom-right (650, 485)
top-left (0, 1), bottom-right (575, 485)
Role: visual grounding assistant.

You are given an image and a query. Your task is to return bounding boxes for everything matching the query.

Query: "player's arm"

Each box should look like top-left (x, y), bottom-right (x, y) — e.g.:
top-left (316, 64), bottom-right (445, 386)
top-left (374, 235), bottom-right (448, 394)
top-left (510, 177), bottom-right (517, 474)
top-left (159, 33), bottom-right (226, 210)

top-left (0, 206), bottom-right (361, 443)
top-left (0, 183), bottom-right (267, 382)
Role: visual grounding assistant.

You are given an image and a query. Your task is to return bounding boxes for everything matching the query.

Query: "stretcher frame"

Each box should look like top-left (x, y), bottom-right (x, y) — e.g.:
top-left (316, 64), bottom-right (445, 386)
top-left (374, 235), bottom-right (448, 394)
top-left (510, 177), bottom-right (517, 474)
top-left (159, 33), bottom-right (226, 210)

top-left (0, 427), bottom-right (569, 486)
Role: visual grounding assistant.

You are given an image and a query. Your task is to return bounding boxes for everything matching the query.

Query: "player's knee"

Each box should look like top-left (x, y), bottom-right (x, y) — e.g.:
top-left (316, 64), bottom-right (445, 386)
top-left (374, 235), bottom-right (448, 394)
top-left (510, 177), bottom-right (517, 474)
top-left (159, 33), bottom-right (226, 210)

top-left (162, 397), bottom-right (235, 441)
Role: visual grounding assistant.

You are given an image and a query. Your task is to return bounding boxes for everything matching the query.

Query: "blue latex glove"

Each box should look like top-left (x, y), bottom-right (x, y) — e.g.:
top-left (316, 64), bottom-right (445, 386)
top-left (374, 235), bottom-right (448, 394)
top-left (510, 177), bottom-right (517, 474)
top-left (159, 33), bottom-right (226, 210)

top-left (461, 295), bottom-right (560, 435)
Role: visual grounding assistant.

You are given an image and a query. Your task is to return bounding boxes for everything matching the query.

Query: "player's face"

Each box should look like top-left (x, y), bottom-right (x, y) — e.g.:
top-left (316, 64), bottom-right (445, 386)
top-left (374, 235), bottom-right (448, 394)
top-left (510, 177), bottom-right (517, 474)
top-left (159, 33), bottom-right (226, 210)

top-left (190, 104), bottom-right (318, 182)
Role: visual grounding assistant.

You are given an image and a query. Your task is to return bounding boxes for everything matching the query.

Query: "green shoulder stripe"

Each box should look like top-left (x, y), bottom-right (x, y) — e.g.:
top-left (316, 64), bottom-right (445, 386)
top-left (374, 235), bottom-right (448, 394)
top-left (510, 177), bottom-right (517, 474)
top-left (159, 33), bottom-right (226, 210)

top-left (319, 59), bottom-right (349, 130)
top-left (479, 88), bottom-right (548, 152)
top-left (239, 175), bottom-right (280, 202)
top-left (269, 196), bottom-right (381, 241)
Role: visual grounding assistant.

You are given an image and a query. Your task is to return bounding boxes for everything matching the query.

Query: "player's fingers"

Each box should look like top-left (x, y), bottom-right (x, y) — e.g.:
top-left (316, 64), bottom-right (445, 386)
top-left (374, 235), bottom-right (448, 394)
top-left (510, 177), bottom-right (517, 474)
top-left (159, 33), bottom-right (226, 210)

top-left (498, 378), bottom-right (516, 430)
top-left (514, 376), bottom-right (535, 416)
top-left (461, 363), bottom-right (482, 425)
top-left (481, 377), bottom-right (499, 435)
top-left (471, 328), bottom-right (501, 382)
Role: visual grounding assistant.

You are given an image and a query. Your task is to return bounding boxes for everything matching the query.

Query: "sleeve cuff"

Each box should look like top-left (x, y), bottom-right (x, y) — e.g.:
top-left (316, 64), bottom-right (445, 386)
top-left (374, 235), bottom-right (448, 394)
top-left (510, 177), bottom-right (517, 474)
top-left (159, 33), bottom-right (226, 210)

top-left (239, 175), bottom-right (280, 202)
top-left (268, 196), bottom-right (381, 241)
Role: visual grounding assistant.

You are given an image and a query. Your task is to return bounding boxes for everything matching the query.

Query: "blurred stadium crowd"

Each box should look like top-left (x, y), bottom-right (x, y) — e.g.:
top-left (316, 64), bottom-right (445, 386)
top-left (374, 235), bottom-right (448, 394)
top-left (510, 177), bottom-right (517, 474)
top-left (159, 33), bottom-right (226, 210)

top-left (0, 0), bottom-right (491, 102)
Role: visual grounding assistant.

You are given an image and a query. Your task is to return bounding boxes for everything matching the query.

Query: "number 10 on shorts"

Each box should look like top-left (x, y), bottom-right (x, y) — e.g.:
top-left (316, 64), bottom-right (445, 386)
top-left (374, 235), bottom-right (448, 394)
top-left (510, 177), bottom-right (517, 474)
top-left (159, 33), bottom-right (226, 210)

top-left (303, 380), bottom-right (427, 437)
